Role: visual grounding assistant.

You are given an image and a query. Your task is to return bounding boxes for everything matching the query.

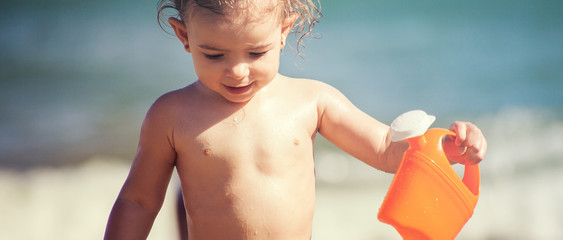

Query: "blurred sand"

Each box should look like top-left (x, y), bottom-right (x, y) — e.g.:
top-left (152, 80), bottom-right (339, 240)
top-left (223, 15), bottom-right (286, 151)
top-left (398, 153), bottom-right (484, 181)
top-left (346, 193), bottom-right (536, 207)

top-left (1, 154), bottom-right (563, 239)
top-left (0, 158), bottom-right (178, 240)
top-left (0, 156), bottom-right (399, 240)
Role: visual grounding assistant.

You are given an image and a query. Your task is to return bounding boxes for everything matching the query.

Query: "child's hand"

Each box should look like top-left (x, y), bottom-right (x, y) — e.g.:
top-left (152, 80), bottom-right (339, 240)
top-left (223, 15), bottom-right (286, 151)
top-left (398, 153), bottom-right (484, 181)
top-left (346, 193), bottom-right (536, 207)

top-left (443, 121), bottom-right (487, 165)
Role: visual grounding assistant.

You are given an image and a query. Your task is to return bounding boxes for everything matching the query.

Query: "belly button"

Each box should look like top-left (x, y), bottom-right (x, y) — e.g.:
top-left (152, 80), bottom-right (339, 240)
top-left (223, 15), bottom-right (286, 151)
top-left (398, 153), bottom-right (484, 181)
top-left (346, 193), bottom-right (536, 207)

top-left (293, 138), bottom-right (300, 146)
top-left (203, 148), bottom-right (212, 156)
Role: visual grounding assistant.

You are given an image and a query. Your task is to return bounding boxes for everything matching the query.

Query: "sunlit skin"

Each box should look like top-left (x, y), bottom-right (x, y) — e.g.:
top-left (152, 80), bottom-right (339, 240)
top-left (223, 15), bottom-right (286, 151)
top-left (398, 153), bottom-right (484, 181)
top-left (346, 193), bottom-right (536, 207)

top-left (104, 4), bottom-right (487, 240)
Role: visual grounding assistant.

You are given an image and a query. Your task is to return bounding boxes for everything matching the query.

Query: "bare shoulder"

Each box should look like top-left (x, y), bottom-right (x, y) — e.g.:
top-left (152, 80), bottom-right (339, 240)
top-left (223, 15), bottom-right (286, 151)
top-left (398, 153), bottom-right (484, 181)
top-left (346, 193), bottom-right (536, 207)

top-left (286, 76), bottom-right (347, 103)
top-left (150, 84), bottom-right (193, 108)
top-left (280, 75), bottom-right (331, 88)
top-left (278, 75), bottom-right (339, 98)
top-left (140, 84), bottom-right (198, 133)
top-left (146, 83), bottom-right (199, 116)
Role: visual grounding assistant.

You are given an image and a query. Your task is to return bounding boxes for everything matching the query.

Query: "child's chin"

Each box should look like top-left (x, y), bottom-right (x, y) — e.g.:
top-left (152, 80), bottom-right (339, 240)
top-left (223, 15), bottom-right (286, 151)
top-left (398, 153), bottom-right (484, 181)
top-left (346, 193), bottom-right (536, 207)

top-left (221, 93), bottom-right (255, 103)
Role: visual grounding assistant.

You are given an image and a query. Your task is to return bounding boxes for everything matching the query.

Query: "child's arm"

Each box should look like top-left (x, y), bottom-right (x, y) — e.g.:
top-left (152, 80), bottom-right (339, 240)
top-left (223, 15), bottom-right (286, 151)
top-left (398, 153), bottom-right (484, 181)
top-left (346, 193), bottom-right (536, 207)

top-left (104, 96), bottom-right (177, 240)
top-left (316, 83), bottom-right (486, 173)
top-left (315, 83), bottom-right (405, 173)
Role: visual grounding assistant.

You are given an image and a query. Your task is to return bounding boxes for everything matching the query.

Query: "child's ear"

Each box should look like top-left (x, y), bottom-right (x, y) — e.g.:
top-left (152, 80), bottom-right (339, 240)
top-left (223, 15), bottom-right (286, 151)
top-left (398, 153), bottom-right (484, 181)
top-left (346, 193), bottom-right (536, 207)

top-left (168, 17), bottom-right (191, 53)
top-left (280, 14), bottom-right (298, 48)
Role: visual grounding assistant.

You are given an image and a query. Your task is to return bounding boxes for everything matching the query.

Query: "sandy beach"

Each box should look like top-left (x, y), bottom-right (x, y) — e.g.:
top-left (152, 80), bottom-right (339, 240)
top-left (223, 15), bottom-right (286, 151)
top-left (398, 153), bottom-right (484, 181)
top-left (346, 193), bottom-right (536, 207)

top-left (0, 157), bottom-right (400, 240)
top-left (2, 148), bottom-right (562, 239)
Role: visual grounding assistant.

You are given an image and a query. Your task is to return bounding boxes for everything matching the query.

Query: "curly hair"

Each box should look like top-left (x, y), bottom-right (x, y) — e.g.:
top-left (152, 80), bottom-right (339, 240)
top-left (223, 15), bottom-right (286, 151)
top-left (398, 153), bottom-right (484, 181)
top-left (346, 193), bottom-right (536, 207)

top-left (157, 0), bottom-right (322, 54)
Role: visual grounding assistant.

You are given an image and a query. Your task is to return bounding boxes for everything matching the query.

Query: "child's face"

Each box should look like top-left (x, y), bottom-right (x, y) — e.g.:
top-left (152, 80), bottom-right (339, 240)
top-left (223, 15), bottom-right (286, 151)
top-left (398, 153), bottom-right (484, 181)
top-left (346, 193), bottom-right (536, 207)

top-left (172, 10), bottom-right (292, 103)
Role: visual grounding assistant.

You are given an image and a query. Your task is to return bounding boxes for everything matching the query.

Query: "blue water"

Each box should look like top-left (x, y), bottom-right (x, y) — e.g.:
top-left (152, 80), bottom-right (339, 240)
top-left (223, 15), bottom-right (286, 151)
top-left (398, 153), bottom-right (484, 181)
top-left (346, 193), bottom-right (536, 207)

top-left (1, 0), bottom-right (562, 165)
top-left (1, 0), bottom-right (562, 163)
top-left (1, 0), bottom-right (563, 239)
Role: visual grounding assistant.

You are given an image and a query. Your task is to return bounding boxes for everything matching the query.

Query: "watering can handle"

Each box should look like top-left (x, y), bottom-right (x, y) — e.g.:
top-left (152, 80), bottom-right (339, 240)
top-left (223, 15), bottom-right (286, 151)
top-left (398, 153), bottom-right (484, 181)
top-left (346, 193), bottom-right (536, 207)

top-left (443, 130), bottom-right (481, 196)
top-left (462, 162), bottom-right (480, 196)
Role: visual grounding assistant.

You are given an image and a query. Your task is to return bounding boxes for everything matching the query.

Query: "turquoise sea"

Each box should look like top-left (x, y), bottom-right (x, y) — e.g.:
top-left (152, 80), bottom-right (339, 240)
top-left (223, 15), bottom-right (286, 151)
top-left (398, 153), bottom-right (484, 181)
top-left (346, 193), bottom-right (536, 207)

top-left (1, 0), bottom-right (562, 239)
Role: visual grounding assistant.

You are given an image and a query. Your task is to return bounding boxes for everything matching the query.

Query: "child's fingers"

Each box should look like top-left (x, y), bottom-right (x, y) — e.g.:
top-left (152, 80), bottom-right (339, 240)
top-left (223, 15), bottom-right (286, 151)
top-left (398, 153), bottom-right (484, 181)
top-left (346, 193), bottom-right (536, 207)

top-left (464, 123), bottom-right (487, 164)
top-left (470, 134), bottom-right (487, 163)
top-left (464, 138), bottom-right (482, 164)
top-left (449, 121), bottom-right (487, 164)
top-left (451, 121), bottom-right (480, 147)
top-left (449, 121), bottom-right (466, 146)
top-left (463, 123), bottom-right (482, 147)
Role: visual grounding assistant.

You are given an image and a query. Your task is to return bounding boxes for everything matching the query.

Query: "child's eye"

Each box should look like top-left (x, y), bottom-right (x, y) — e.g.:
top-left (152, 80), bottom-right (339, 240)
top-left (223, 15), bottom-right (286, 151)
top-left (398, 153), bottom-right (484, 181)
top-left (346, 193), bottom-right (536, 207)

top-left (250, 51), bottom-right (267, 58)
top-left (204, 54), bottom-right (223, 60)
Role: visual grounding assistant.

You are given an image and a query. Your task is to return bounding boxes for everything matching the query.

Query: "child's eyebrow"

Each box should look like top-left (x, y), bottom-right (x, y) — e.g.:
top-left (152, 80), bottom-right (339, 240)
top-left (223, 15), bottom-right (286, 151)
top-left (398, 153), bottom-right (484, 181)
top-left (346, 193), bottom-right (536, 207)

top-left (198, 44), bottom-right (224, 51)
top-left (245, 43), bottom-right (272, 50)
top-left (198, 43), bottom-right (272, 51)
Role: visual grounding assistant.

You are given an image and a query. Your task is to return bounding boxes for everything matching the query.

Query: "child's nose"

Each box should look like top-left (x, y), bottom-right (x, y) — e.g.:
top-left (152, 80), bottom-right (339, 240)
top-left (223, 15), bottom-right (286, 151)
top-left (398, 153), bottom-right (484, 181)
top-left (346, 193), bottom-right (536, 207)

top-left (226, 61), bottom-right (250, 80)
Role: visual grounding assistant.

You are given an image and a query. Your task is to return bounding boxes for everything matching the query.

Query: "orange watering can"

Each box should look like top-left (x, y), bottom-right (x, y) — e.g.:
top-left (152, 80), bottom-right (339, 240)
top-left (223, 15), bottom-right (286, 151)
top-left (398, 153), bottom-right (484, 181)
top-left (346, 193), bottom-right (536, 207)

top-left (378, 110), bottom-right (480, 240)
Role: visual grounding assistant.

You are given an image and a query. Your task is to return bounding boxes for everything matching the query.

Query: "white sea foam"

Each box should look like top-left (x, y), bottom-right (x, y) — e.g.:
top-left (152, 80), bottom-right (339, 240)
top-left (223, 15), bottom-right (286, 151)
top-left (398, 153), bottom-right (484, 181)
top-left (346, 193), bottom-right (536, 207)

top-left (475, 107), bottom-right (563, 179)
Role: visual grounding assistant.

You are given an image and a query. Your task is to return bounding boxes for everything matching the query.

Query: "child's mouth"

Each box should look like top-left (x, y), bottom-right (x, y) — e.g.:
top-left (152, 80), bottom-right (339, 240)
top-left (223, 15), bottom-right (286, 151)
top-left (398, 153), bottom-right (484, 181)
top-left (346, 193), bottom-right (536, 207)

top-left (225, 82), bottom-right (254, 95)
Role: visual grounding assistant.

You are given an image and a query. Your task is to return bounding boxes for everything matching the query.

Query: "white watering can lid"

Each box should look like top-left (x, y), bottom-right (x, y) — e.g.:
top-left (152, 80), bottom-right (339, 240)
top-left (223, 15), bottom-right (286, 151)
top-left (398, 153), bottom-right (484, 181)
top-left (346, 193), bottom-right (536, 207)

top-left (390, 110), bottom-right (436, 142)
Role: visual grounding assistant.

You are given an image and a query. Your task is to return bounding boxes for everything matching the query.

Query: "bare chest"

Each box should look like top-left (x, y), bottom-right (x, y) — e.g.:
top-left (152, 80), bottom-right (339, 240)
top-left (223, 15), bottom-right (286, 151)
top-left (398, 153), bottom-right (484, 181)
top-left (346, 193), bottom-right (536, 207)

top-left (173, 100), bottom-right (319, 177)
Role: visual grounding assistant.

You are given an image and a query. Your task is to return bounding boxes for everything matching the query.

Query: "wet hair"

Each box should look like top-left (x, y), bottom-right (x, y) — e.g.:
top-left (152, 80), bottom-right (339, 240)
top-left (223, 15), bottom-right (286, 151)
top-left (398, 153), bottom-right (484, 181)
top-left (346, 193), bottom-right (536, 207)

top-left (157, 0), bottom-right (322, 54)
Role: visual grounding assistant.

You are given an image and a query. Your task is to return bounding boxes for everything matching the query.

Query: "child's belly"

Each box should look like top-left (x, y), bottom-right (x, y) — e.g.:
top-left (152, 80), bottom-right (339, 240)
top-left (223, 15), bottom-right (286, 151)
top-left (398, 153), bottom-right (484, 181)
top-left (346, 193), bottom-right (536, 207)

top-left (180, 158), bottom-right (316, 240)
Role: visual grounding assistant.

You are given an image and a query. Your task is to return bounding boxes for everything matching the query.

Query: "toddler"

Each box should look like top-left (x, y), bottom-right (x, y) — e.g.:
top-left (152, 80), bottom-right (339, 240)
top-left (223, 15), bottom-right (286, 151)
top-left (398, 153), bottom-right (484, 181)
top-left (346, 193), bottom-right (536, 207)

top-left (104, 0), bottom-right (487, 239)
